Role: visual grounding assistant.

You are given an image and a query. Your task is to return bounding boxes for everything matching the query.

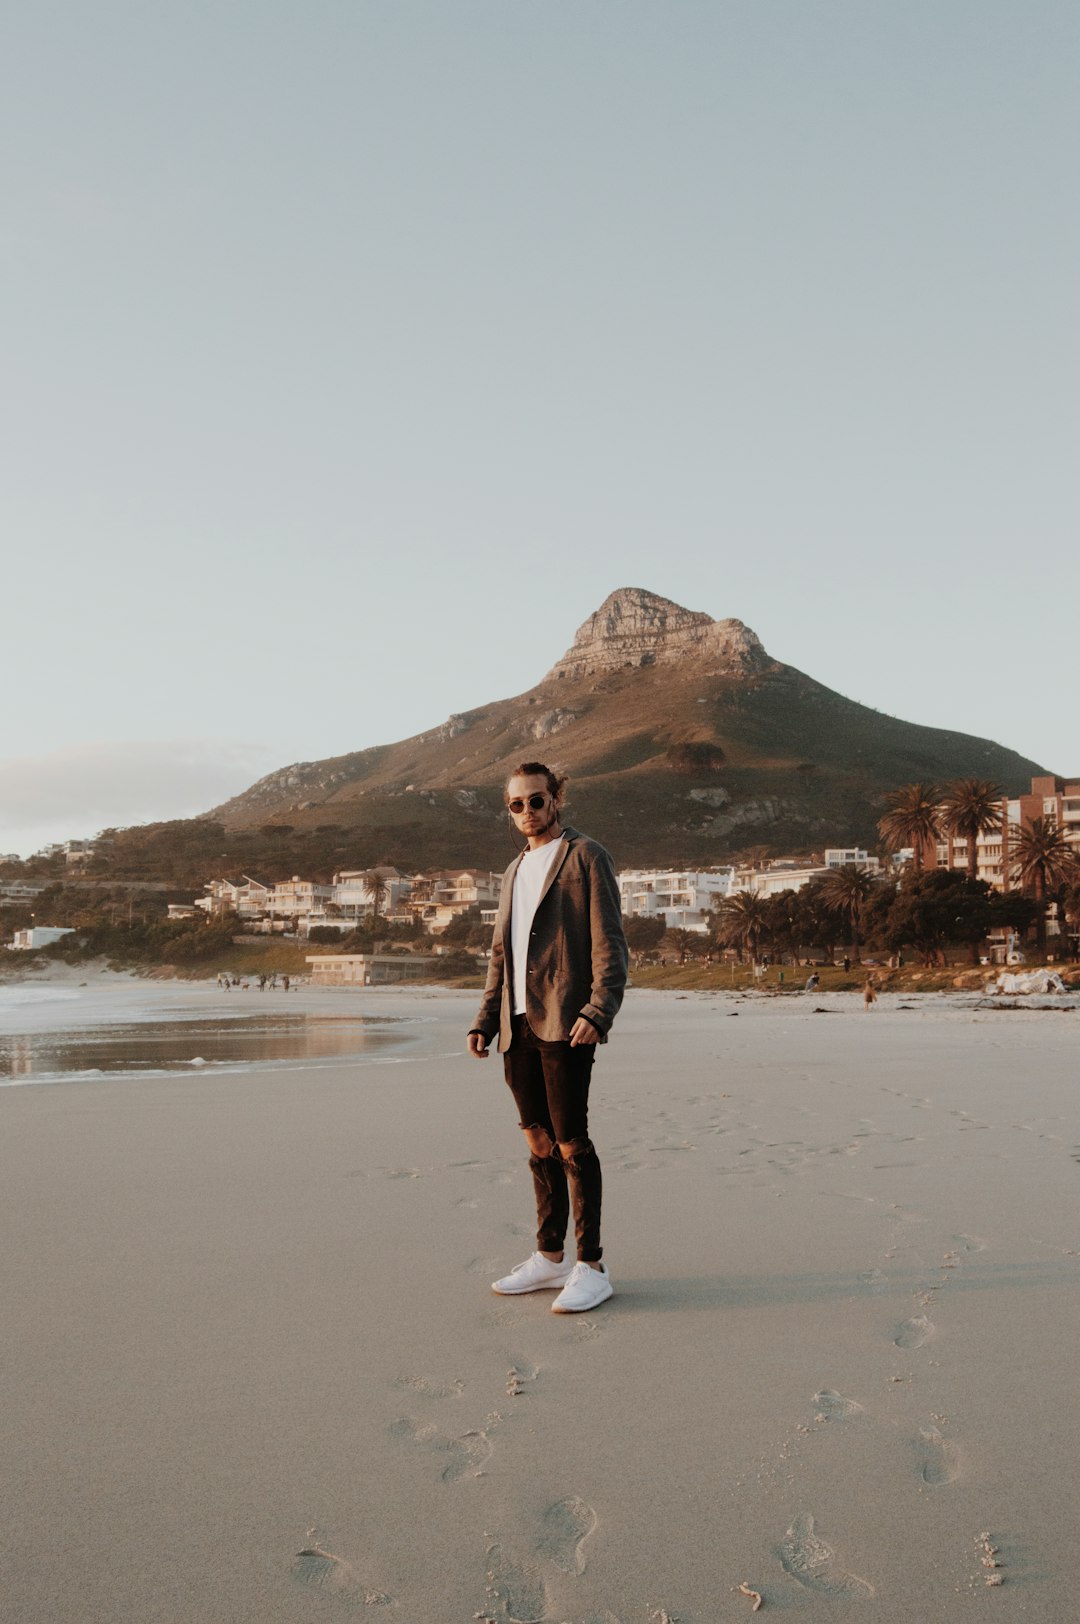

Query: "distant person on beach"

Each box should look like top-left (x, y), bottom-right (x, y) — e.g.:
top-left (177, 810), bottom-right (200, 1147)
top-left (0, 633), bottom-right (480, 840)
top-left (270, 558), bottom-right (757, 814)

top-left (467, 761), bottom-right (628, 1314)
top-left (863, 975), bottom-right (878, 1010)
top-left (804, 972), bottom-right (820, 993)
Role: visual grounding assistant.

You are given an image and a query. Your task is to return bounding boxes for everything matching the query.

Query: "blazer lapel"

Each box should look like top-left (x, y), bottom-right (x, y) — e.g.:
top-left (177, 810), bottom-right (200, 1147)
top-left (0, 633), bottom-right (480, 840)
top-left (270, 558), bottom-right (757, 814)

top-left (535, 828), bottom-right (574, 912)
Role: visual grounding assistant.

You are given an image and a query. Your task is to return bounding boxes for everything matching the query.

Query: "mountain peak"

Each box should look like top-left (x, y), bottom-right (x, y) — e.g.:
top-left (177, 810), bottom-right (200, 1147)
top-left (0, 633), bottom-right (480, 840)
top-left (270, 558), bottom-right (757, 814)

top-left (545, 586), bottom-right (769, 681)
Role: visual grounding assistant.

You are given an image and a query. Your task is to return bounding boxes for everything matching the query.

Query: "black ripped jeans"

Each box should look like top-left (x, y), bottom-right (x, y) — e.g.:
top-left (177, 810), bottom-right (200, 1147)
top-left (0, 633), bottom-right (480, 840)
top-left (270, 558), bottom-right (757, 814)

top-left (503, 1014), bottom-right (603, 1263)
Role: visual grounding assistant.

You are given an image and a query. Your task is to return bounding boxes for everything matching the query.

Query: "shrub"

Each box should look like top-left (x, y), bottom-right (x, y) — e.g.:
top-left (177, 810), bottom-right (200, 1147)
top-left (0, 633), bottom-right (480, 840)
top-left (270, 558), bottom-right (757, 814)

top-left (666, 741), bottom-right (726, 775)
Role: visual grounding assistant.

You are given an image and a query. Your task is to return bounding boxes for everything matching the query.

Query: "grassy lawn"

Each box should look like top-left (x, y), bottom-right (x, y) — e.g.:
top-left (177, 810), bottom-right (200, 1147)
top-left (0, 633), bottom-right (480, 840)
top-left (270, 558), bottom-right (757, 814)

top-left (629, 960), bottom-right (1080, 994)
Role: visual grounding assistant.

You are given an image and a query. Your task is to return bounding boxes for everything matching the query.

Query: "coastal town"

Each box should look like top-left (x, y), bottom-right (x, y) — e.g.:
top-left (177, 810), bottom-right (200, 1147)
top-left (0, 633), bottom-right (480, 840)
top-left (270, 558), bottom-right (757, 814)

top-left (4, 773), bottom-right (1079, 974)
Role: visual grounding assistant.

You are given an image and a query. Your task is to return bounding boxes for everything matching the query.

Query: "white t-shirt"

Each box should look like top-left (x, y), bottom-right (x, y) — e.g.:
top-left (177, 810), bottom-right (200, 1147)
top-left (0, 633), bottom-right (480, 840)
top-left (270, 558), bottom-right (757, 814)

top-left (510, 835), bottom-right (567, 1015)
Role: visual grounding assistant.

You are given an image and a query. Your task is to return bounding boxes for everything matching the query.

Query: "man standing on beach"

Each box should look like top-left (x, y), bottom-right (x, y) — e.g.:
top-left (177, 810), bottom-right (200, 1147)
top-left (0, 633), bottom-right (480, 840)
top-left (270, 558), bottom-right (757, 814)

top-left (467, 762), bottom-right (628, 1313)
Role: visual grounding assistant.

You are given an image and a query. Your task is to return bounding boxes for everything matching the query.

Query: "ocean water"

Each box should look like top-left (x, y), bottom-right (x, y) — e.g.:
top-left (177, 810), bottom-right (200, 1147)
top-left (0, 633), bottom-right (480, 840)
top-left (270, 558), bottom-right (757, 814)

top-left (0, 980), bottom-right (418, 1084)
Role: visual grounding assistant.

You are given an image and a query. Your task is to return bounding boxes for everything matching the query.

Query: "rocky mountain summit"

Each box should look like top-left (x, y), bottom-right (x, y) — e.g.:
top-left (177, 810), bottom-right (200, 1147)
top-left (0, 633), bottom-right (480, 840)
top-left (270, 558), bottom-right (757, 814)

top-left (208, 586), bottom-right (1044, 870)
top-left (546, 587), bottom-right (769, 681)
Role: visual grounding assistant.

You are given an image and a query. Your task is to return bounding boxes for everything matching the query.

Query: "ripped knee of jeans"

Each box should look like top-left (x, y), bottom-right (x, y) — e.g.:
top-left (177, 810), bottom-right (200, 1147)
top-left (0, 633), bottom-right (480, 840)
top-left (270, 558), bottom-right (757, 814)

top-left (522, 1123), bottom-right (556, 1159)
top-left (557, 1137), bottom-right (596, 1166)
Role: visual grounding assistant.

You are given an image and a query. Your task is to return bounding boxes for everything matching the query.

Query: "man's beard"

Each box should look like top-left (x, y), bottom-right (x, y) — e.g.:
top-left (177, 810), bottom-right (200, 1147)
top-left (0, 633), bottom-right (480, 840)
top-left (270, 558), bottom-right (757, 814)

top-left (532, 806), bottom-right (560, 838)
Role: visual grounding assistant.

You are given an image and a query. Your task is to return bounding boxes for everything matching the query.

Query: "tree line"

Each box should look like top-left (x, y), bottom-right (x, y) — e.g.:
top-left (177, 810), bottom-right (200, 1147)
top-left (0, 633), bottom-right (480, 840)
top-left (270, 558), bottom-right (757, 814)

top-left (634, 777), bottom-right (1080, 968)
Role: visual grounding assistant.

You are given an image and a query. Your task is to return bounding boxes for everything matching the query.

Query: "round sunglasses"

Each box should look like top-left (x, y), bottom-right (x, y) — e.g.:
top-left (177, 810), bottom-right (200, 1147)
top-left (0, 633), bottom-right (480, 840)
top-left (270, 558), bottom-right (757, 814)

top-left (507, 793), bottom-right (549, 814)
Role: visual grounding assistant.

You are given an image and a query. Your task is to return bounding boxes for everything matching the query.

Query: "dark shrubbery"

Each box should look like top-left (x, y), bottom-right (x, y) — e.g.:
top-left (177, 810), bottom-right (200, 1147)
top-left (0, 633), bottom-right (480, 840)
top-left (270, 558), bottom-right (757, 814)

top-left (666, 741), bottom-right (726, 776)
top-left (44, 915), bottom-right (240, 967)
top-left (622, 913), bottom-right (666, 951)
top-left (438, 949), bottom-right (480, 979)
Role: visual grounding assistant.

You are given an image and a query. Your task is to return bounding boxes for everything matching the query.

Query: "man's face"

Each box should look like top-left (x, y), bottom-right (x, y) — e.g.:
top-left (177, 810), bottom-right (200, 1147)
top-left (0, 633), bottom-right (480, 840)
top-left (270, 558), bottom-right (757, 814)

top-left (505, 774), bottom-right (560, 841)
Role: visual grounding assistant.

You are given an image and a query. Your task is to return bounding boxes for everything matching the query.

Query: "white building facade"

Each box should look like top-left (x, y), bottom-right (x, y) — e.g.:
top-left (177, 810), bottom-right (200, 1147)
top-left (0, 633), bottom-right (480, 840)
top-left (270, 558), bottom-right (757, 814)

top-left (732, 862), bottom-right (829, 898)
top-left (617, 868), bottom-right (736, 933)
top-left (824, 848), bottom-right (881, 871)
top-left (8, 927), bottom-right (75, 950)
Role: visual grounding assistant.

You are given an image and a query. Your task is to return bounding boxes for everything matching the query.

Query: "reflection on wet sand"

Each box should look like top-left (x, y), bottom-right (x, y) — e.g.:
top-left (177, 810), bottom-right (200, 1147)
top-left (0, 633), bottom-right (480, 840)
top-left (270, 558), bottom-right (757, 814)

top-left (0, 1013), bottom-right (407, 1081)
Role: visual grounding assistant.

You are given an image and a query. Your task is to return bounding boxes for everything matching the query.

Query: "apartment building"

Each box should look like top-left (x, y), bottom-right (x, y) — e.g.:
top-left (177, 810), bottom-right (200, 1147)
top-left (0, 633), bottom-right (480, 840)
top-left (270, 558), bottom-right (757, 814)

top-left (617, 868), bottom-right (735, 933)
top-left (264, 877), bottom-right (335, 922)
top-left (933, 775), bottom-right (1080, 891)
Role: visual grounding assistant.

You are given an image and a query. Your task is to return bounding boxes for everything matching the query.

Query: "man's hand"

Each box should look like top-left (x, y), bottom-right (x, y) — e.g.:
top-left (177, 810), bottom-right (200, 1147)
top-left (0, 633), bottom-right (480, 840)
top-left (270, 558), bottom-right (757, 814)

top-left (467, 1031), bottom-right (490, 1058)
top-left (568, 1017), bottom-right (601, 1047)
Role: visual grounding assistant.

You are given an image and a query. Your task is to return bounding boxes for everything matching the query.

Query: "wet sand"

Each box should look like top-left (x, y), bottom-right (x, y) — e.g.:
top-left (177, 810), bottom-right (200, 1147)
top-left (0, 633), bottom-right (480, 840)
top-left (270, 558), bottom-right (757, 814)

top-left (1, 981), bottom-right (1077, 1621)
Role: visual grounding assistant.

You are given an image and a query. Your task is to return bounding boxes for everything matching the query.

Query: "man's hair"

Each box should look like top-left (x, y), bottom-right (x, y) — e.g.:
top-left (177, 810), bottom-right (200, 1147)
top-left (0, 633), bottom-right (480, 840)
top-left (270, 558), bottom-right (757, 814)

top-left (505, 761), bottom-right (567, 803)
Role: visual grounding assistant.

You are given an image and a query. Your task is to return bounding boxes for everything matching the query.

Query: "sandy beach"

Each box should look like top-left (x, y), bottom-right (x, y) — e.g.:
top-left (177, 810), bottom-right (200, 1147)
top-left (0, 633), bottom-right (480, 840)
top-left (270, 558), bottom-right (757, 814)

top-left (1, 976), bottom-right (1077, 1622)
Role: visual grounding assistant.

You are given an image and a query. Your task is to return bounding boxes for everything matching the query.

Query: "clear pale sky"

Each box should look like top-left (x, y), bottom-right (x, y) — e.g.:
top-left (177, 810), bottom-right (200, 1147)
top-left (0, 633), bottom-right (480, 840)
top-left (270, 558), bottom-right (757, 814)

top-left (3, 2), bottom-right (1077, 857)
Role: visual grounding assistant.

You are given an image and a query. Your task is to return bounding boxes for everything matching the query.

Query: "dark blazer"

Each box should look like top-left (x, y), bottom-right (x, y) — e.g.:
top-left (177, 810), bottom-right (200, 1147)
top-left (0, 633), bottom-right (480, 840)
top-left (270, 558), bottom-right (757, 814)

top-left (473, 825), bottom-right (629, 1052)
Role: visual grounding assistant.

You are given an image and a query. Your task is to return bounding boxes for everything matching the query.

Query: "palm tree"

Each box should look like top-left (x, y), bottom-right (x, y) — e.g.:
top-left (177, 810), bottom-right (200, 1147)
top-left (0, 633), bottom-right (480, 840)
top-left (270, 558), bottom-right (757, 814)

top-left (877, 783), bottom-right (942, 873)
top-left (1009, 819), bottom-right (1080, 957)
top-left (940, 779), bottom-right (1002, 881)
top-left (715, 890), bottom-right (770, 963)
top-left (362, 868), bottom-right (391, 923)
top-left (817, 865), bottom-right (877, 963)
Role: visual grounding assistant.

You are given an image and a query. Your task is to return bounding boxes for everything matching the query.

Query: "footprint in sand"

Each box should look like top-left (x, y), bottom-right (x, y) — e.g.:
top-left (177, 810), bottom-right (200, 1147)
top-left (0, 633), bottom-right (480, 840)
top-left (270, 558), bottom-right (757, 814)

top-left (392, 1373), bottom-right (465, 1399)
top-left (955, 1233), bottom-right (987, 1252)
top-left (389, 1417), bottom-right (493, 1480)
top-left (916, 1425), bottom-right (961, 1485)
top-left (565, 1314), bottom-right (603, 1342)
top-left (484, 1303), bottom-right (530, 1330)
top-left (894, 1314), bottom-right (934, 1349)
top-left (859, 1267), bottom-right (888, 1294)
top-left (537, 1495), bottom-right (597, 1575)
top-left (812, 1389), bottom-right (864, 1421)
top-left (291, 1531), bottom-right (392, 1607)
top-left (466, 1255), bottom-right (502, 1276)
top-left (779, 1513), bottom-right (874, 1598)
top-left (441, 1428), bottom-right (493, 1482)
top-left (485, 1547), bottom-right (549, 1624)
top-left (506, 1360), bottom-right (539, 1398)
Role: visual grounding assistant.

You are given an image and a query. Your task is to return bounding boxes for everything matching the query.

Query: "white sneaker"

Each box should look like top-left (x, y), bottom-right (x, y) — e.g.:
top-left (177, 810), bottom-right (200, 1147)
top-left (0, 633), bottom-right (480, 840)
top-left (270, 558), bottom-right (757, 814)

top-left (551, 1262), bottom-right (613, 1314)
top-left (491, 1252), bottom-right (574, 1295)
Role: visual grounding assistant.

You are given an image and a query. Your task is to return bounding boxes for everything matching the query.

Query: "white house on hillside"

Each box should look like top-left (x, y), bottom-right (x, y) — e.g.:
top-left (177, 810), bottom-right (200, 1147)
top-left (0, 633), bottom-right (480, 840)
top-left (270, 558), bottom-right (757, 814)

top-left (407, 870), bottom-right (502, 932)
top-left (196, 878), bottom-right (271, 920)
top-left (330, 868), bottom-right (412, 919)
